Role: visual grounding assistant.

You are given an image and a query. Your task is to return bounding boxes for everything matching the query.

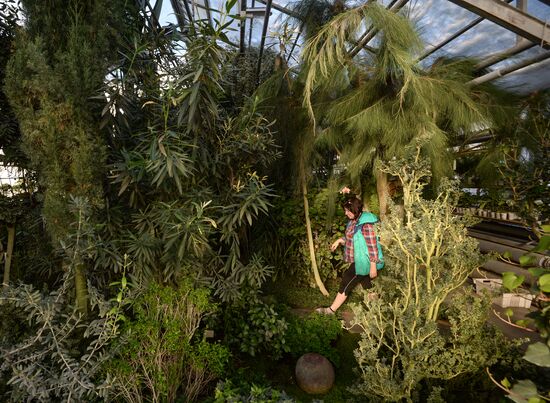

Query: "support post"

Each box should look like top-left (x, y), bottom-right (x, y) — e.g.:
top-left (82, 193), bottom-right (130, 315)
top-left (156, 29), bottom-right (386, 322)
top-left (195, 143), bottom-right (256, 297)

top-left (256, 0), bottom-right (273, 85)
top-left (239, 0), bottom-right (247, 54)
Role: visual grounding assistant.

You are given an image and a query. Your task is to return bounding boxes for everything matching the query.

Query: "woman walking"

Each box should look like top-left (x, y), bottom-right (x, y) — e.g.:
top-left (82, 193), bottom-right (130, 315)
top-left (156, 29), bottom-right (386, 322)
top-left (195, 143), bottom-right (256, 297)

top-left (316, 196), bottom-right (383, 314)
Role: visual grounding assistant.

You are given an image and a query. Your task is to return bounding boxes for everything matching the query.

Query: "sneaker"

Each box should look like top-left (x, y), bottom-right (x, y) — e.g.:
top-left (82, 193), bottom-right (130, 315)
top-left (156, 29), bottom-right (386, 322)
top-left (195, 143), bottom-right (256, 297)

top-left (315, 307), bottom-right (335, 315)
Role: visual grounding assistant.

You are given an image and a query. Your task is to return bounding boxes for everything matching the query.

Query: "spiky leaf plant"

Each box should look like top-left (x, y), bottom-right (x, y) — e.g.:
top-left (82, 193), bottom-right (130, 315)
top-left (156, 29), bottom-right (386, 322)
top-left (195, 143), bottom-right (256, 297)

top-left (98, 13), bottom-right (280, 298)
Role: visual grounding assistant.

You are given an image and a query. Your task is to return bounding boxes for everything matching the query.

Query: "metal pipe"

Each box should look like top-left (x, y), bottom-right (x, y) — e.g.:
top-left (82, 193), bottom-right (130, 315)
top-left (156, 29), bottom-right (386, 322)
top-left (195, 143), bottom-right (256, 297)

top-left (256, 0), bottom-right (273, 84)
top-left (468, 50), bottom-right (550, 86)
top-left (204, 0), bottom-right (212, 26)
top-left (419, 16), bottom-right (484, 61)
top-left (474, 39), bottom-right (535, 71)
top-left (468, 230), bottom-right (531, 249)
top-left (142, 0), bottom-right (161, 31)
top-left (481, 260), bottom-right (535, 285)
top-left (475, 238), bottom-right (550, 267)
top-left (469, 223), bottom-right (535, 243)
top-left (287, 21), bottom-right (304, 64)
top-left (181, 0), bottom-right (194, 23)
top-left (169, 0), bottom-right (188, 29)
top-left (255, 0), bottom-right (301, 19)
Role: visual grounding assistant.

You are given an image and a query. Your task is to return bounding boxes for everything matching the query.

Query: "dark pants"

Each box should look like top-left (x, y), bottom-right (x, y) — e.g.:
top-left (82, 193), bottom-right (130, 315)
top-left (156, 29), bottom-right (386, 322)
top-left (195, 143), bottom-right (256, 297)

top-left (338, 263), bottom-right (373, 296)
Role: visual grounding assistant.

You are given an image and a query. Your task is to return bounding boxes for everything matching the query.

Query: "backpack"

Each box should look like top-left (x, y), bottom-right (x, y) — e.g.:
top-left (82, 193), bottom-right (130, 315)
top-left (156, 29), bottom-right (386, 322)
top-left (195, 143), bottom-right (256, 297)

top-left (351, 212), bottom-right (385, 276)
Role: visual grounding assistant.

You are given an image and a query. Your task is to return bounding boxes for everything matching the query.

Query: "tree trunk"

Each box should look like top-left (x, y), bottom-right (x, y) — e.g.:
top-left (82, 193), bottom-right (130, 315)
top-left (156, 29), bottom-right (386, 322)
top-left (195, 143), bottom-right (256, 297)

top-left (3, 224), bottom-right (15, 287)
top-left (74, 263), bottom-right (88, 316)
top-left (376, 168), bottom-right (390, 220)
top-left (302, 180), bottom-right (329, 296)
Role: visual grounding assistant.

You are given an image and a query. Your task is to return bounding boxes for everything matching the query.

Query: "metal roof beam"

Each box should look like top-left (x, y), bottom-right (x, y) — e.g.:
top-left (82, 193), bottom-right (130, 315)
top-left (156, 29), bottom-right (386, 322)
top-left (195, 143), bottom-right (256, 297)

top-left (419, 16), bottom-right (484, 61)
top-left (447, 0), bottom-right (550, 49)
top-left (169, 0), bottom-right (189, 30)
top-left (204, 0), bottom-right (212, 25)
top-left (248, 0), bottom-right (256, 48)
top-left (419, 0), bottom-right (514, 61)
top-left (255, 0), bottom-right (301, 20)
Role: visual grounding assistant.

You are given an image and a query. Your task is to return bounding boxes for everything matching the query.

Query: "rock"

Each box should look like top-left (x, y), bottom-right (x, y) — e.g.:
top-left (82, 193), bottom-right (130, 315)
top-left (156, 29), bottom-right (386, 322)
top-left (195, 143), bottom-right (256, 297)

top-left (295, 353), bottom-right (335, 394)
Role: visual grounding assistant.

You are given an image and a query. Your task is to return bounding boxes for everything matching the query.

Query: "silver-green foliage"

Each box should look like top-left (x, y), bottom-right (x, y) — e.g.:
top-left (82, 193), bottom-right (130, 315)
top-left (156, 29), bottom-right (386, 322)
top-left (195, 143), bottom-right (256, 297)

top-left (0, 271), bottom-right (128, 402)
top-left (348, 145), bottom-right (513, 401)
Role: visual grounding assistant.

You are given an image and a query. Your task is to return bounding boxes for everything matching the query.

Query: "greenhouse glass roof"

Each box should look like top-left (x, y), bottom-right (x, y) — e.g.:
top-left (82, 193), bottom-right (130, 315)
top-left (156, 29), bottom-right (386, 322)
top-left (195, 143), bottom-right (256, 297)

top-left (156, 0), bottom-right (550, 93)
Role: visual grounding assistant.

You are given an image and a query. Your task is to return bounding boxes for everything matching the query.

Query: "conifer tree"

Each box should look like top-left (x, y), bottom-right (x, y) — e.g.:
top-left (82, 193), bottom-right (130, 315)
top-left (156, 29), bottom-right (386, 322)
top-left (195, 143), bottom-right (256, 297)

top-left (5, 0), bottom-right (137, 314)
top-left (301, 2), bottom-right (494, 217)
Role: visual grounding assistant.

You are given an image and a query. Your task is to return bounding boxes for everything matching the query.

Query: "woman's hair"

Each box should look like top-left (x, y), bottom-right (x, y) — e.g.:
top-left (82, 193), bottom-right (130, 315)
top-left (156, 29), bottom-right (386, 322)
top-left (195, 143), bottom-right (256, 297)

top-left (342, 197), bottom-right (363, 218)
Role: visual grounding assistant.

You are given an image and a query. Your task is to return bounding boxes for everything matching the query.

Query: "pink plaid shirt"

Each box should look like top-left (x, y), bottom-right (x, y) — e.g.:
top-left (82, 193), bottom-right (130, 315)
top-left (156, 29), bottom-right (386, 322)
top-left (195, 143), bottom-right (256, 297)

top-left (342, 217), bottom-right (379, 264)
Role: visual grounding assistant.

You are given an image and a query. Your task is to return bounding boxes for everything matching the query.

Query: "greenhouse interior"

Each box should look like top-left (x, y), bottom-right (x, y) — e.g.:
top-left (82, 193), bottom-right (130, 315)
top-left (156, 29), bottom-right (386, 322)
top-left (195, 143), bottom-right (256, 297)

top-left (0, 0), bottom-right (549, 401)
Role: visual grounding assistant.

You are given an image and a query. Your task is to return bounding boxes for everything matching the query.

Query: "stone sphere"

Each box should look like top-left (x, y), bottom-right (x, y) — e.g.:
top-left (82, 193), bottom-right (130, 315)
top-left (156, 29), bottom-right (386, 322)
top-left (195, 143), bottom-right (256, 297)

top-left (295, 353), bottom-right (335, 394)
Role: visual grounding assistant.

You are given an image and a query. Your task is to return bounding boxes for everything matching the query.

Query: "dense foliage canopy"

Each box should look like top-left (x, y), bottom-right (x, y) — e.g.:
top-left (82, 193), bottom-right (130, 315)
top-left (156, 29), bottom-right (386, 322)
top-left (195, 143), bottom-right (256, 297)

top-left (0, 0), bottom-right (548, 401)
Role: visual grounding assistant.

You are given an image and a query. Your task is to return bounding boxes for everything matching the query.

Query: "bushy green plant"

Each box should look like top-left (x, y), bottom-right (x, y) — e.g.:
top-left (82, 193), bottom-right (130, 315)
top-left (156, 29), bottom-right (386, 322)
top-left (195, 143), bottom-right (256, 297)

top-left (284, 312), bottom-right (342, 366)
top-left (224, 293), bottom-right (289, 359)
top-left (107, 281), bottom-right (230, 403)
top-left (348, 146), bottom-right (516, 402)
top-left (492, 227), bottom-right (550, 402)
top-left (213, 379), bottom-right (294, 403)
top-left (99, 14), bottom-right (281, 302)
top-left (476, 91), bottom-right (549, 237)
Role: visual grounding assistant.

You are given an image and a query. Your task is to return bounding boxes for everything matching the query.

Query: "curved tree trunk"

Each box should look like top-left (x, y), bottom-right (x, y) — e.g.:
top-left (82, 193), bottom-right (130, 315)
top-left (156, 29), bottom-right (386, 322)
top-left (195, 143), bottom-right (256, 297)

top-left (376, 168), bottom-right (390, 220)
top-left (2, 224), bottom-right (15, 287)
top-left (74, 263), bottom-right (88, 316)
top-left (302, 180), bottom-right (329, 296)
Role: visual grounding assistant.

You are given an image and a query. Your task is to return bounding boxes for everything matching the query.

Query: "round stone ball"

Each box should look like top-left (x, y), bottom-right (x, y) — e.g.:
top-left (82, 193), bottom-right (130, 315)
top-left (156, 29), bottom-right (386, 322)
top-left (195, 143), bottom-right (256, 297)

top-left (295, 352), bottom-right (335, 394)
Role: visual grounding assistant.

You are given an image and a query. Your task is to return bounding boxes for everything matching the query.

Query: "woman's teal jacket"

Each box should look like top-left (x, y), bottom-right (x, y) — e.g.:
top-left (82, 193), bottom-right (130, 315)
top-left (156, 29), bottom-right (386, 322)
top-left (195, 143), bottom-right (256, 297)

top-left (352, 212), bottom-right (385, 275)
